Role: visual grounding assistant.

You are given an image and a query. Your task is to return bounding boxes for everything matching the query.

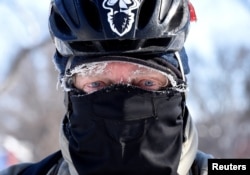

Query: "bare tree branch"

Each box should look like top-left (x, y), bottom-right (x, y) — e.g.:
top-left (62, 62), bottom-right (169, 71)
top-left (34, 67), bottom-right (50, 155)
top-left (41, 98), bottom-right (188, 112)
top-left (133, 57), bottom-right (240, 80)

top-left (0, 38), bottom-right (53, 94)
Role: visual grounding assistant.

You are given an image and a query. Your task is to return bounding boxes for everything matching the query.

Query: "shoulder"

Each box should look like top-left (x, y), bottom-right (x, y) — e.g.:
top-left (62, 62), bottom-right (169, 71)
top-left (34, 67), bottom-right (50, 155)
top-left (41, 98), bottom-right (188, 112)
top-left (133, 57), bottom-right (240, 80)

top-left (0, 163), bottom-right (32, 175)
top-left (0, 151), bottom-right (63, 175)
top-left (192, 150), bottom-right (214, 175)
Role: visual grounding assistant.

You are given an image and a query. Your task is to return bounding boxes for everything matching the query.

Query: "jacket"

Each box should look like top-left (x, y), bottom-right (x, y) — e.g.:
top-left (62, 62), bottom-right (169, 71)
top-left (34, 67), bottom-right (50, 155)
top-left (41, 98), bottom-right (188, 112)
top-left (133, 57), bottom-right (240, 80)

top-left (0, 150), bottom-right (212, 175)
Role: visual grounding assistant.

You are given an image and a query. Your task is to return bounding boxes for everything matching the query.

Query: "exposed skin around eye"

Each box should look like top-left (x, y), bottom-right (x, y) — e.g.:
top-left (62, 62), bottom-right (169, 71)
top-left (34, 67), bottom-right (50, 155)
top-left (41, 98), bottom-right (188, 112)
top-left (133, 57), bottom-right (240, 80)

top-left (135, 78), bottom-right (166, 91)
top-left (83, 81), bottom-right (108, 93)
top-left (73, 61), bottom-right (169, 93)
top-left (74, 77), bottom-right (112, 94)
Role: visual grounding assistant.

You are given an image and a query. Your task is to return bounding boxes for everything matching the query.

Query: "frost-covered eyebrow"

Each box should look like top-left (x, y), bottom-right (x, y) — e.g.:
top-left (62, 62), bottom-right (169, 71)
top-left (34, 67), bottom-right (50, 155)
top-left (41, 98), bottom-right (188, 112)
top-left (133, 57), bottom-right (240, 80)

top-left (61, 61), bottom-right (188, 92)
top-left (68, 62), bottom-right (109, 77)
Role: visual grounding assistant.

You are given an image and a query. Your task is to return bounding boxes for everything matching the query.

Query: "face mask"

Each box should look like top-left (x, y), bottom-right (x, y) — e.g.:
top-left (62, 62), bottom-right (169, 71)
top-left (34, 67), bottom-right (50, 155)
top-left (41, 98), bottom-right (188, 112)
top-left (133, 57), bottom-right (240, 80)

top-left (63, 85), bottom-right (185, 175)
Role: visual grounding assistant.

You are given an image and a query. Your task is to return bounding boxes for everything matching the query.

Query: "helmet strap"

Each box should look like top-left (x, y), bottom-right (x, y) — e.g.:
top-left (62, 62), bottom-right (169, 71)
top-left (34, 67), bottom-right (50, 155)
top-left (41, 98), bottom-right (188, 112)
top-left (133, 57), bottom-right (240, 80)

top-left (175, 51), bottom-right (186, 82)
top-left (175, 51), bottom-right (188, 100)
top-left (64, 56), bottom-right (74, 114)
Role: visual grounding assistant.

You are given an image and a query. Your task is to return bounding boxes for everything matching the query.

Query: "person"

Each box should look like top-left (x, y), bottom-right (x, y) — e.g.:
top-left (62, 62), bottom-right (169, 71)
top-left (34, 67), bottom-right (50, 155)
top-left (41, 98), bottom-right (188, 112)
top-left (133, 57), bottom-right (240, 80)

top-left (1, 0), bottom-right (213, 174)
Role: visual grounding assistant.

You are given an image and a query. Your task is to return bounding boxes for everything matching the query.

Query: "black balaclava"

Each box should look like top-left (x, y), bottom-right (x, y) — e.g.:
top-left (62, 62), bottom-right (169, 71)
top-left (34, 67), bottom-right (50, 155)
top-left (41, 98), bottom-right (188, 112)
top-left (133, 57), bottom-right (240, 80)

top-left (56, 50), bottom-right (197, 175)
top-left (63, 84), bottom-right (186, 175)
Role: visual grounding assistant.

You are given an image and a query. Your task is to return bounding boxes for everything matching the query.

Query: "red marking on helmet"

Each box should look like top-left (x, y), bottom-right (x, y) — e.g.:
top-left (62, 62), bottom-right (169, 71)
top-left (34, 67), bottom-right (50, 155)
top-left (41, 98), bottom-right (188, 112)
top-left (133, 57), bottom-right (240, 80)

top-left (188, 1), bottom-right (197, 22)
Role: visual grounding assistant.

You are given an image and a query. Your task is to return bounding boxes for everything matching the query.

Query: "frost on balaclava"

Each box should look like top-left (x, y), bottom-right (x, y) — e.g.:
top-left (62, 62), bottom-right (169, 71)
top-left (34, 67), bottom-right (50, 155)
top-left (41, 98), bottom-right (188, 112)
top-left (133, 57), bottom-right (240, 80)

top-left (54, 48), bottom-right (197, 175)
top-left (53, 47), bottom-right (190, 81)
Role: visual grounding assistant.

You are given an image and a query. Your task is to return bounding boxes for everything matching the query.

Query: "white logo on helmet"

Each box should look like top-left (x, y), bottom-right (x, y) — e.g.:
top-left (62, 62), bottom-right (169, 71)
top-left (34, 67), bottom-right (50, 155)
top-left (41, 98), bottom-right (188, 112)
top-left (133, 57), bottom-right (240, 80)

top-left (103, 0), bottom-right (140, 36)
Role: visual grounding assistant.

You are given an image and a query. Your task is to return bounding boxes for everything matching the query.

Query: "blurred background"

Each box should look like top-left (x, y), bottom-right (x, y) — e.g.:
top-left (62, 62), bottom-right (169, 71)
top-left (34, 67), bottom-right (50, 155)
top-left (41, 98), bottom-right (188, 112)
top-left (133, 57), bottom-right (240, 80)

top-left (0, 0), bottom-right (250, 170)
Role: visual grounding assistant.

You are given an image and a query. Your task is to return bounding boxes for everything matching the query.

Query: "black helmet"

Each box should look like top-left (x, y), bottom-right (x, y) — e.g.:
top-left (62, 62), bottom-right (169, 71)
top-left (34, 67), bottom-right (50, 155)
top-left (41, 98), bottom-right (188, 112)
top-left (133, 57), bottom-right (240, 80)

top-left (49, 0), bottom-right (193, 56)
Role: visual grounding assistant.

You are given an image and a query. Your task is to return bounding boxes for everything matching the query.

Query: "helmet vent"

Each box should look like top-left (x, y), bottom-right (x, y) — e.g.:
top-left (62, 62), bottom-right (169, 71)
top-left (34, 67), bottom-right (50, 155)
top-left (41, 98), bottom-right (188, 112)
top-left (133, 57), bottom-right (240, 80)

top-left (69, 40), bottom-right (142, 53)
top-left (81, 1), bottom-right (102, 32)
top-left (100, 40), bottom-right (141, 52)
top-left (143, 38), bottom-right (171, 48)
top-left (168, 6), bottom-right (183, 30)
top-left (69, 38), bottom-right (172, 53)
top-left (62, 0), bottom-right (80, 26)
top-left (54, 10), bottom-right (72, 35)
top-left (159, 0), bottom-right (172, 22)
top-left (69, 41), bottom-right (99, 52)
top-left (138, 1), bottom-right (156, 29)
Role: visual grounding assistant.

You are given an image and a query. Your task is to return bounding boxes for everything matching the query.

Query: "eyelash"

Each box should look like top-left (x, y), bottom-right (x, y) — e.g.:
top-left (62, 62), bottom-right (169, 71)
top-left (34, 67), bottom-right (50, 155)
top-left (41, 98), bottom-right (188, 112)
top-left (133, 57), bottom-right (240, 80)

top-left (82, 79), bottom-right (164, 93)
top-left (84, 81), bottom-right (107, 92)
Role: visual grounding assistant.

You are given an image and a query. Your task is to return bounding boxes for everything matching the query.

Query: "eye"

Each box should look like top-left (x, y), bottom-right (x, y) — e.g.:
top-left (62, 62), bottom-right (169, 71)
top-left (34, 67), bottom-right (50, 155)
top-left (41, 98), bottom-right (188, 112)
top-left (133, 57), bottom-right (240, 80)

top-left (142, 80), bottom-right (154, 86)
top-left (135, 79), bottom-right (165, 91)
top-left (82, 81), bottom-right (108, 93)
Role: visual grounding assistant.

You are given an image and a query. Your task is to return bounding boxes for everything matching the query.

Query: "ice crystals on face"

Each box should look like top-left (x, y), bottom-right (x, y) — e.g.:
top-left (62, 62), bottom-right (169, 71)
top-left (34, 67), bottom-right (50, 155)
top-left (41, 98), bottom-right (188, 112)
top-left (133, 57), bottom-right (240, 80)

top-left (60, 61), bottom-right (188, 93)
top-left (60, 62), bottom-right (109, 92)
top-left (68, 62), bottom-right (108, 77)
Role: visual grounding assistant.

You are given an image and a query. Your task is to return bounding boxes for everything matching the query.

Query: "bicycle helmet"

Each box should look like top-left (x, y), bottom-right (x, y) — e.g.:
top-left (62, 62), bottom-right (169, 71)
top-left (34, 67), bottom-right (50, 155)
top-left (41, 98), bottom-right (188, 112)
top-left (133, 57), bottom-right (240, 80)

top-left (49, 0), bottom-right (194, 56)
